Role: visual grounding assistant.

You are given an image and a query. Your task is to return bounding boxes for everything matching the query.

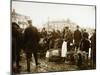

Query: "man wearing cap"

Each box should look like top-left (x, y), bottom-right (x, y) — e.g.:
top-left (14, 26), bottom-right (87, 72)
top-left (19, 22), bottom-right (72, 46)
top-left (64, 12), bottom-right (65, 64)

top-left (74, 25), bottom-right (82, 52)
top-left (23, 20), bottom-right (40, 72)
top-left (61, 26), bottom-right (73, 62)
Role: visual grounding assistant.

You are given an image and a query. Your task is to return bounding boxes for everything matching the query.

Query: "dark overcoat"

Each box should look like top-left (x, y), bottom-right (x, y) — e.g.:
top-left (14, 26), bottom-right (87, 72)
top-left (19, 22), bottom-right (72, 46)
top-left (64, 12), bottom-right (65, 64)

top-left (23, 26), bottom-right (40, 53)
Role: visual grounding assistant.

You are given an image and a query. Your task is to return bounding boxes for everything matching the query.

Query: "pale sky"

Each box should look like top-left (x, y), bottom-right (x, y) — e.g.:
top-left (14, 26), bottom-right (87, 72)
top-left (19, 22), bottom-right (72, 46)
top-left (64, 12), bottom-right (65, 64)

top-left (12, 1), bottom-right (96, 28)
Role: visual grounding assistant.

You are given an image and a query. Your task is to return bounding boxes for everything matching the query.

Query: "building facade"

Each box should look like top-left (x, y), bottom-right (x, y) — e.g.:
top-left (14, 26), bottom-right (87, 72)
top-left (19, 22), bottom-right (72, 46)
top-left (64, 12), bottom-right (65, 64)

top-left (12, 9), bottom-right (30, 29)
top-left (43, 19), bottom-right (76, 32)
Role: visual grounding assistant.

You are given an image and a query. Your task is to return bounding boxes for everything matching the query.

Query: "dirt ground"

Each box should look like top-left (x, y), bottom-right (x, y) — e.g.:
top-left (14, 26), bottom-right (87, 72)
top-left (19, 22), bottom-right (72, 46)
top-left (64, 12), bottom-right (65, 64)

top-left (13, 51), bottom-right (95, 74)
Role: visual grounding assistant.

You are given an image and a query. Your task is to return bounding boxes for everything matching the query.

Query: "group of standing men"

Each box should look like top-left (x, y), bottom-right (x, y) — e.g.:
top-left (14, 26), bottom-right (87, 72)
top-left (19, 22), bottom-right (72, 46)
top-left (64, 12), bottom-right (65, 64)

top-left (62, 25), bottom-right (96, 68)
top-left (12, 20), bottom-right (40, 73)
top-left (74, 25), bottom-right (96, 68)
top-left (12, 20), bottom-right (96, 73)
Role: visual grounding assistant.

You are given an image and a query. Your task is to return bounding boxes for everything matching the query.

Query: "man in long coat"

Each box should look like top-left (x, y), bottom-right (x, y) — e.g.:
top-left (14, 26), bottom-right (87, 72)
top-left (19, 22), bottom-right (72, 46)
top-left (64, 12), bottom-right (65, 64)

top-left (90, 29), bottom-right (96, 68)
top-left (74, 25), bottom-right (82, 51)
top-left (23, 20), bottom-right (40, 72)
top-left (12, 22), bottom-right (23, 73)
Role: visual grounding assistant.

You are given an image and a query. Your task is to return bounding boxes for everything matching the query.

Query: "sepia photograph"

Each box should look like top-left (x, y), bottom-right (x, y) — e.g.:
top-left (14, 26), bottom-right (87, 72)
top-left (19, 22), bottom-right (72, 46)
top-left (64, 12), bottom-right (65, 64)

top-left (12, 0), bottom-right (96, 74)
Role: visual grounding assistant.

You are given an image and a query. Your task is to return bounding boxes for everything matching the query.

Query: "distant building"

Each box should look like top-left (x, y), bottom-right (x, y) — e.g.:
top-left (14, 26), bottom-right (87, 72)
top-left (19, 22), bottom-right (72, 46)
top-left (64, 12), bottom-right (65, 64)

top-left (12, 9), bottom-right (31, 29)
top-left (43, 19), bottom-right (76, 32)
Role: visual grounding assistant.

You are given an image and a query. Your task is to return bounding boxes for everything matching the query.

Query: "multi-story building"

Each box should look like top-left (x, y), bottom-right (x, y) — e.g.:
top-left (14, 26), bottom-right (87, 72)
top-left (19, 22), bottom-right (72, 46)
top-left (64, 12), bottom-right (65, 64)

top-left (43, 19), bottom-right (77, 32)
top-left (12, 9), bottom-right (30, 29)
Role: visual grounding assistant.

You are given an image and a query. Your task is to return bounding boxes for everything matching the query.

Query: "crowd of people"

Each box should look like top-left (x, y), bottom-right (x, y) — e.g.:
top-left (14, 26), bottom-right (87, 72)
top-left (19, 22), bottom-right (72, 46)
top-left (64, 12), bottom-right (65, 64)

top-left (12, 20), bottom-right (96, 73)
